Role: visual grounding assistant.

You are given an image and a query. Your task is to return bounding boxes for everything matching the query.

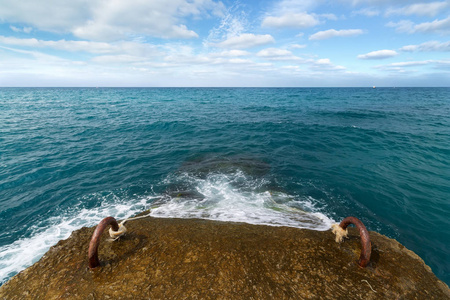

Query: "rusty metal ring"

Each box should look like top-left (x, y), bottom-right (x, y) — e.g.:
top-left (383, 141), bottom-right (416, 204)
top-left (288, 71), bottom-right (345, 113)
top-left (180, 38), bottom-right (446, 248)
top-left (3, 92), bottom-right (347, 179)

top-left (339, 216), bottom-right (371, 268)
top-left (88, 216), bottom-right (119, 269)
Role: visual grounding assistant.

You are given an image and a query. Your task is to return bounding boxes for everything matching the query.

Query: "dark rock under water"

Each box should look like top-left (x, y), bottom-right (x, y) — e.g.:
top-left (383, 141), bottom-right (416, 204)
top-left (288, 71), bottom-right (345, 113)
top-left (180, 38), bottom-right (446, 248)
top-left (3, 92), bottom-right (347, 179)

top-left (177, 154), bottom-right (271, 178)
top-left (0, 215), bottom-right (448, 299)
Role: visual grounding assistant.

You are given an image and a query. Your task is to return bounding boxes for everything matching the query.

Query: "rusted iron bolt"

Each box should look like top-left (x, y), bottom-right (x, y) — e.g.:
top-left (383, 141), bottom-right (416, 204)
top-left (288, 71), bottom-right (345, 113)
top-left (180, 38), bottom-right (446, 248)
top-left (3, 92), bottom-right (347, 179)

top-left (88, 216), bottom-right (119, 269)
top-left (332, 216), bottom-right (371, 268)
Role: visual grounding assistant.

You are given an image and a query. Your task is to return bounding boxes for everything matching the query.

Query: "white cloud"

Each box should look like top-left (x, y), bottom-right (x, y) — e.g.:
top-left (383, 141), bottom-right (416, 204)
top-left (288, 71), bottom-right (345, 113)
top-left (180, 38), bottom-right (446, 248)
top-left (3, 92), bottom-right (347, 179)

top-left (309, 29), bottom-right (364, 40)
top-left (0, 36), bottom-right (161, 56)
top-left (0, 45), bottom-right (81, 64)
top-left (0, 0), bottom-right (225, 41)
top-left (257, 48), bottom-right (292, 57)
top-left (282, 65), bottom-right (301, 70)
top-left (310, 58), bottom-right (346, 71)
top-left (389, 61), bottom-right (431, 67)
top-left (414, 16), bottom-right (450, 34)
top-left (210, 50), bottom-right (251, 57)
top-left (0, 36), bottom-right (108, 53)
top-left (91, 55), bottom-right (150, 64)
top-left (386, 20), bottom-right (415, 33)
top-left (212, 34), bottom-right (275, 49)
top-left (344, 0), bottom-right (441, 5)
top-left (400, 40), bottom-right (450, 52)
top-left (435, 60), bottom-right (450, 69)
top-left (256, 48), bottom-right (302, 61)
top-left (399, 45), bottom-right (418, 52)
top-left (71, 0), bottom-right (208, 41)
top-left (228, 58), bottom-right (253, 64)
top-left (385, 2), bottom-right (448, 17)
top-left (358, 49), bottom-right (398, 59)
top-left (374, 59), bottom-right (450, 72)
top-left (204, 4), bottom-right (250, 48)
top-left (387, 16), bottom-right (450, 35)
top-left (10, 26), bottom-right (32, 33)
top-left (290, 44), bottom-right (307, 49)
top-left (9, 26), bottom-right (20, 32)
top-left (0, 0), bottom-right (91, 32)
top-left (169, 25), bottom-right (199, 39)
top-left (262, 13), bottom-right (319, 29)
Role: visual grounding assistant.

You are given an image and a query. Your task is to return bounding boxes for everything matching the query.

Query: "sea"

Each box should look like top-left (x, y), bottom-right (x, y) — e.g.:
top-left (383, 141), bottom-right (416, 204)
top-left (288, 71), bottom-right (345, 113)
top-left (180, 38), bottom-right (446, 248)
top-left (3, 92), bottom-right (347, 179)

top-left (0, 87), bottom-right (449, 286)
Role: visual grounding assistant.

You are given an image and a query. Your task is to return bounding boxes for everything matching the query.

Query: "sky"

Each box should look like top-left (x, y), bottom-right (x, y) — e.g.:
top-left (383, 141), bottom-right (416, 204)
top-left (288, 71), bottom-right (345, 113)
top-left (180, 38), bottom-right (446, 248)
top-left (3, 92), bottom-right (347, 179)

top-left (0, 0), bottom-right (449, 87)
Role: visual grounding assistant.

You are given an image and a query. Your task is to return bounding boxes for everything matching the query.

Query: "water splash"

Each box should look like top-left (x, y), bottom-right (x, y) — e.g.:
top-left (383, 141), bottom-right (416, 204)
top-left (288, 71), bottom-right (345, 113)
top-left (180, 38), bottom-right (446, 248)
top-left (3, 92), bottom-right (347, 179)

top-left (151, 170), bottom-right (333, 230)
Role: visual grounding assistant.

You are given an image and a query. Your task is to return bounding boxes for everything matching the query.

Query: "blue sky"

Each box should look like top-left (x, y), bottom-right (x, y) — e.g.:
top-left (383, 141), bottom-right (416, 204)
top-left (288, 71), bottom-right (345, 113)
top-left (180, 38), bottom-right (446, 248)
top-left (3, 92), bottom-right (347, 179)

top-left (0, 0), bottom-right (449, 87)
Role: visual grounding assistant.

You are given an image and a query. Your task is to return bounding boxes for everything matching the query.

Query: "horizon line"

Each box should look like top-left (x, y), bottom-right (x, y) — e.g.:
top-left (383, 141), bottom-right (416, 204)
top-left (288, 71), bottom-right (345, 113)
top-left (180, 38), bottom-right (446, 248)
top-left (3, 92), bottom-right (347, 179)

top-left (1, 86), bottom-right (449, 88)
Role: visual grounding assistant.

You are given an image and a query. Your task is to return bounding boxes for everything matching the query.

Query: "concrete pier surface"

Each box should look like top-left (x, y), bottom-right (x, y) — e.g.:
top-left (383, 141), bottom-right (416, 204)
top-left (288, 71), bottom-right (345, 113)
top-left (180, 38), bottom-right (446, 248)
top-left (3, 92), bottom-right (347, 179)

top-left (1, 216), bottom-right (449, 299)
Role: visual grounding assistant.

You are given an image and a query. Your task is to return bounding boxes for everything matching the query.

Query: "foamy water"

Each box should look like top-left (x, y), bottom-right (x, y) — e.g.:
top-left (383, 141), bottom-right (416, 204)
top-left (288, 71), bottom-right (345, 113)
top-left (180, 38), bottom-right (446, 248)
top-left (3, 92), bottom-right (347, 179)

top-left (151, 171), bottom-right (333, 230)
top-left (0, 197), bottom-right (153, 284)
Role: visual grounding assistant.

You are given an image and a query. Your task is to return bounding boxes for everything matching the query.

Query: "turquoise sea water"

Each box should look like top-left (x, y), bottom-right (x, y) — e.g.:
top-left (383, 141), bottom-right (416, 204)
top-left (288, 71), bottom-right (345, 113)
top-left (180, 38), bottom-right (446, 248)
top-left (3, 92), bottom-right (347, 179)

top-left (0, 87), bottom-right (449, 285)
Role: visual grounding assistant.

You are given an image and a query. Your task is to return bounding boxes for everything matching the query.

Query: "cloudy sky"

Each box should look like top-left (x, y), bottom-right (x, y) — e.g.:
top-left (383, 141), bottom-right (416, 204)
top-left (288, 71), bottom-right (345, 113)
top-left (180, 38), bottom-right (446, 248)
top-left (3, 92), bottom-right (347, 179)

top-left (0, 0), bottom-right (449, 87)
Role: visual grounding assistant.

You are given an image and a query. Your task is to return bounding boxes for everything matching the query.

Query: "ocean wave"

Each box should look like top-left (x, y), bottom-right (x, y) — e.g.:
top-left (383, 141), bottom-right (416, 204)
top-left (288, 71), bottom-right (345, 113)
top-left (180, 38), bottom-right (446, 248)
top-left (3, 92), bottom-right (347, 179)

top-left (151, 170), bottom-right (333, 230)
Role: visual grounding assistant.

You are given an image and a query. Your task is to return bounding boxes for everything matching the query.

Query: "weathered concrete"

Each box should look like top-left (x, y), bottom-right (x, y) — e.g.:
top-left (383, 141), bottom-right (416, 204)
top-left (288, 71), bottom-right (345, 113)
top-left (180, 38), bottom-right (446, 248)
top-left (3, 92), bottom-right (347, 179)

top-left (1, 215), bottom-right (449, 299)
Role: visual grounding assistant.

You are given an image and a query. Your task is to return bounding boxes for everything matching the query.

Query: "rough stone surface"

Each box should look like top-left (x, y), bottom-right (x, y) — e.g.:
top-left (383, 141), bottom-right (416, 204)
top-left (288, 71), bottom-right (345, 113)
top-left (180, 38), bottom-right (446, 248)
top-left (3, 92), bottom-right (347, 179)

top-left (1, 215), bottom-right (449, 299)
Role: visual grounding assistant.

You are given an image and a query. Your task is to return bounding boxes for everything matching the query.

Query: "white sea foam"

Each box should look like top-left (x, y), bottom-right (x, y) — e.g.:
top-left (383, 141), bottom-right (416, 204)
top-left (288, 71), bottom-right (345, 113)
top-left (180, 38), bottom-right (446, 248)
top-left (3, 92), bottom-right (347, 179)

top-left (151, 171), bottom-right (334, 230)
top-left (0, 196), bottom-right (152, 285)
top-left (0, 171), bottom-right (334, 285)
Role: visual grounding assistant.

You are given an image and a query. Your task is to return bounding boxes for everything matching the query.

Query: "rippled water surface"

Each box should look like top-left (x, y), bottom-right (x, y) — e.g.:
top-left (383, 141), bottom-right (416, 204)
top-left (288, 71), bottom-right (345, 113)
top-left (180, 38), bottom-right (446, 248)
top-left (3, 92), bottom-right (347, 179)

top-left (0, 87), bottom-right (449, 285)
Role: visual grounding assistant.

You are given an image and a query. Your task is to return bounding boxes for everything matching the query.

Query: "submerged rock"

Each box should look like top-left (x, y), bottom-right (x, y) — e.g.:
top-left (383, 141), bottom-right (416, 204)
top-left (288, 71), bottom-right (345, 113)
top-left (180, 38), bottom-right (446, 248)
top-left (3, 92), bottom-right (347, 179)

top-left (177, 154), bottom-right (271, 178)
top-left (0, 216), bottom-right (449, 299)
